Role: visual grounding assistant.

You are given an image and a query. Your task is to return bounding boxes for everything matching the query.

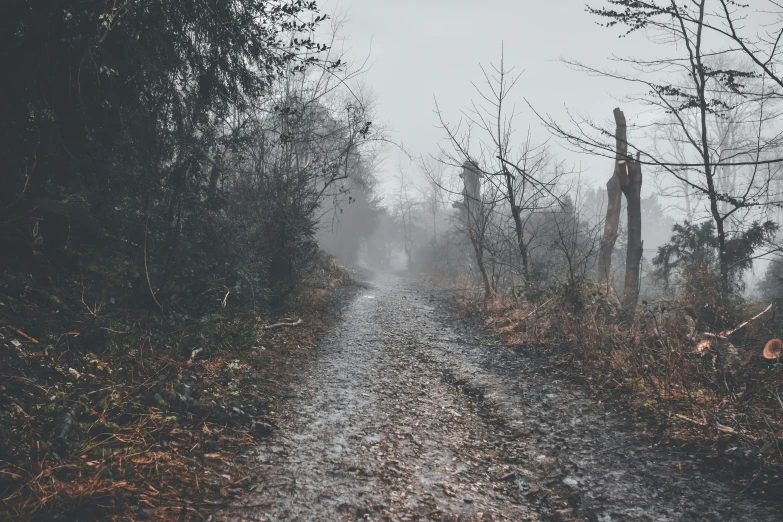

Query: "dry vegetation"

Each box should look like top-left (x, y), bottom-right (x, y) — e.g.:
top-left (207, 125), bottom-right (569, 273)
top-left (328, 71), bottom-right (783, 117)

top-left (0, 251), bottom-right (353, 521)
top-left (398, 3), bottom-right (783, 501)
top-left (454, 276), bottom-right (783, 499)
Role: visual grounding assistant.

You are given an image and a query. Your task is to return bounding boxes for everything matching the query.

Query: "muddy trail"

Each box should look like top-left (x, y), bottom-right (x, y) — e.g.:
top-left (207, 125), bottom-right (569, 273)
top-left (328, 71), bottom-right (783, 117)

top-left (217, 273), bottom-right (781, 521)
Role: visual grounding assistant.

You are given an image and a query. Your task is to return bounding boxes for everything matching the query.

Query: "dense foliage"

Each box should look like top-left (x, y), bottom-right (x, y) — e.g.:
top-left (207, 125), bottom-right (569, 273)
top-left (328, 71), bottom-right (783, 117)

top-left (0, 0), bottom-right (374, 310)
top-left (653, 220), bottom-right (778, 293)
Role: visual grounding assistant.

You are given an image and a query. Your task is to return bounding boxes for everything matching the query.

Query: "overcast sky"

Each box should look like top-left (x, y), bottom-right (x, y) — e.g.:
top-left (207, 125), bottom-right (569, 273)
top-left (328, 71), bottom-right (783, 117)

top-left (324, 0), bottom-right (659, 197)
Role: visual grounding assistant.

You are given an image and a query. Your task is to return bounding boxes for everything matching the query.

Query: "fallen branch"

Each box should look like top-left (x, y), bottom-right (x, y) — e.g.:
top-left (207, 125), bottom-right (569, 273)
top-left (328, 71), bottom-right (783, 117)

top-left (520, 297), bottom-right (555, 321)
top-left (675, 413), bottom-right (738, 434)
top-left (674, 413), bottom-right (706, 426)
top-left (2, 324), bottom-right (39, 344)
top-left (721, 303), bottom-right (774, 337)
top-left (262, 318), bottom-right (303, 330)
top-left (698, 304), bottom-right (775, 343)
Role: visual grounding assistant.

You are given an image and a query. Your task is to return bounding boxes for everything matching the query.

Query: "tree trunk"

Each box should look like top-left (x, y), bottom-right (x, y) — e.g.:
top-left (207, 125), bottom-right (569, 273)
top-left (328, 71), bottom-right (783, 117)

top-left (459, 161), bottom-right (491, 298)
top-left (469, 229), bottom-right (492, 299)
top-left (596, 108), bottom-right (628, 287)
top-left (620, 153), bottom-right (643, 317)
top-left (403, 217), bottom-right (412, 271)
top-left (433, 210), bottom-right (437, 243)
top-left (504, 169), bottom-right (530, 282)
top-left (690, 1), bottom-right (730, 297)
top-left (207, 153), bottom-right (222, 209)
top-left (716, 217), bottom-right (729, 295)
top-left (596, 173), bottom-right (622, 286)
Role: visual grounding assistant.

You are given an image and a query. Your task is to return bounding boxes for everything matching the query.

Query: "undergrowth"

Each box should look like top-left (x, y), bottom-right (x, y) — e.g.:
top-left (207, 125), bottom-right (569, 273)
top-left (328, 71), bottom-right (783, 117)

top-left (454, 280), bottom-right (783, 500)
top-left (0, 250), bottom-right (351, 521)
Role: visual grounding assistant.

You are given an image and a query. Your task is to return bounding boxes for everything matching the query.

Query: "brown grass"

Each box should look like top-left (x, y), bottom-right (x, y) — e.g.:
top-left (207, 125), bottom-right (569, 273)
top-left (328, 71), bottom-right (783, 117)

top-left (455, 286), bottom-right (783, 497)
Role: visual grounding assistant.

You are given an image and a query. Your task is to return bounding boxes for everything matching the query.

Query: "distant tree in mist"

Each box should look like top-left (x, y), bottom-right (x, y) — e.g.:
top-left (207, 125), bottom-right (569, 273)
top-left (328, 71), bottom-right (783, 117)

top-left (760, 256), bottom-right (783, 306)
top-left (317, 160), bottom-right (383, 267)
top-left (654, 220), bottom-right (778, 294)
top-left (432, 49), bottom-right (566, 295)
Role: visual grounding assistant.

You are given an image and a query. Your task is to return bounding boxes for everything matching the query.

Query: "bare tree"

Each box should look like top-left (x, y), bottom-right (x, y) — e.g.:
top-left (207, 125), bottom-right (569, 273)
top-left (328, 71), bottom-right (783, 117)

top-left (420, 157), bottom-right (450, 244)
top-left (451, 161), bottom-right (494, 297)
top-left (620, 148), bottom-right (644, 315)
top-left (596, 109), bottom-right (627, 287)
top-left (434, 49), bottom-right (563, 290)
top-left (541, 0), bottom-right (783, 296)
top-left (549, 194), bottom-right (603, 306)
top-left (594, 107), bottom-right (643, 317)
top-left (393, 170), bottom-right (421, 271)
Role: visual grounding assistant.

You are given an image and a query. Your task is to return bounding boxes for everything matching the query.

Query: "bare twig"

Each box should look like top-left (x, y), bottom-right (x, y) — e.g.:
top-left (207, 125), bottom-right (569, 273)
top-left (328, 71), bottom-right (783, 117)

top-left (189, 347), bottom-right (205, 363)
top-left (721, 303), bottom-right (775, 337)
top-left (2, 324), bottom-right (39, 344)
top-left (262, 318), bottom-right (303, 330)
top-left (674, 413), bottom-right (706, 426)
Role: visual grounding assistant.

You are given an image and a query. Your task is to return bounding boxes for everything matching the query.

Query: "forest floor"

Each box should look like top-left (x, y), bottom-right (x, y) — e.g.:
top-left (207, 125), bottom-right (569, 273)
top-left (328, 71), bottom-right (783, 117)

top-left (216, 272), bottom-right (782, 521)
top-left (0, 252), bottom-right (357, 521)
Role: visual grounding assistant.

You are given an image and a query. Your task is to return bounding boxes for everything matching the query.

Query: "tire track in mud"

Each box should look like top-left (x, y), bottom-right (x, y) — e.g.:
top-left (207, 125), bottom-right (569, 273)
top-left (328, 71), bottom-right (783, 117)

top-left (220, 273), bottom-right (781, 521)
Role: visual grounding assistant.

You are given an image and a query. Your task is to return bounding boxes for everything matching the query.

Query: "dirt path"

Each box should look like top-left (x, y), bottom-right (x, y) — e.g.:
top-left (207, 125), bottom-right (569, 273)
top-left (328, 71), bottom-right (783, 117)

top-left (219, 273), bottom-right (781, 521)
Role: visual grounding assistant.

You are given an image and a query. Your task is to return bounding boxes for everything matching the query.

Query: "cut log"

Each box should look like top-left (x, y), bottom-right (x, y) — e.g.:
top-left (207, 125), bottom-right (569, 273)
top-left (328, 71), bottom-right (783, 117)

top-left (763, 338), bottom-right (782, 359)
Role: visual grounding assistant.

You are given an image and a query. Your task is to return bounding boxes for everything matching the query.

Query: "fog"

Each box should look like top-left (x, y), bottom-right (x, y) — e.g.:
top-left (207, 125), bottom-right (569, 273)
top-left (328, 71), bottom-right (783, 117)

top-left (5, 3), bottom-right (783, 517)
top-left (333, 0), bottom-right (655, 192)
top-left (315, 1), bottom-right (782, 299)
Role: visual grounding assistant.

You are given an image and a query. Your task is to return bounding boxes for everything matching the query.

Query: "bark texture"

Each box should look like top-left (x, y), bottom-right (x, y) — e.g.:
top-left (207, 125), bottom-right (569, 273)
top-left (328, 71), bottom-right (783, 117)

top-left (460, 162), bottom-right (491, 298)
top-left (620, 152), bottom-right (643, 316)
top-left (595, 108), bottom-right (627, 286)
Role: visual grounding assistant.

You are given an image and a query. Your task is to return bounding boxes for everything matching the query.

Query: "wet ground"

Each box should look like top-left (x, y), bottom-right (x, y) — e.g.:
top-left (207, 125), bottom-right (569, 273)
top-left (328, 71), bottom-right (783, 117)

top-left (218, 273), bottom-right (781, 521)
